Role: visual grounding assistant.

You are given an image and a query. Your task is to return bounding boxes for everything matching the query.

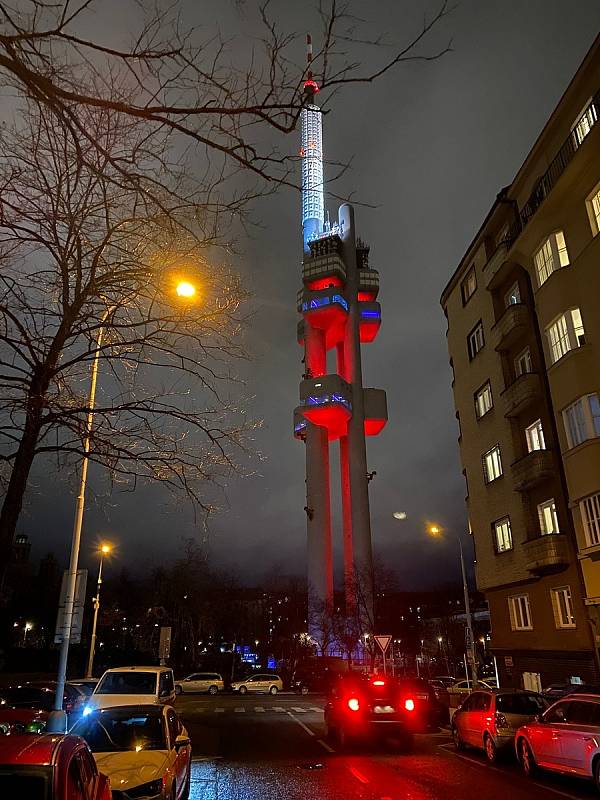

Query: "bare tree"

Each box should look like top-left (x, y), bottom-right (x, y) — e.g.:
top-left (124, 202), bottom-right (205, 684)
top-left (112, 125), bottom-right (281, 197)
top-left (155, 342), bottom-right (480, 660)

top-left (0, 101), bottom-right (251, 582)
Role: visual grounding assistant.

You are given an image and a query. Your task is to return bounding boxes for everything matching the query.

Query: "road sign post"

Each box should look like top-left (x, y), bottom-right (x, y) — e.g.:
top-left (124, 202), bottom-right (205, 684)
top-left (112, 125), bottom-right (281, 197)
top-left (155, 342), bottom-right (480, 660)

top-left (374, 634), bottom-right (392, 675)
top-left (54, 570), bottom-right (88, 644)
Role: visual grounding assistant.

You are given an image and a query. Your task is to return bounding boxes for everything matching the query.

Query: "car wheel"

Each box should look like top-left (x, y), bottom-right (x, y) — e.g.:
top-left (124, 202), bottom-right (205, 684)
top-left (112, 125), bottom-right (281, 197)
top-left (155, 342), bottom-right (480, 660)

top-left (239, 686), bottom-right (247, 695)
top-left (300, 686), bottom-right (309, 695)
top-left (518, 738), bottom-right (537, 778)
top-left (452, 724), bottom-right (465, 751)
top-left (484, 734), bottom-right (497, 764)
top-left (209, 685), bottom-right (218, 695)
top-left (269, 686), bottom-right (278, 695)
top-left (175, 685), bottom-right (183, 695)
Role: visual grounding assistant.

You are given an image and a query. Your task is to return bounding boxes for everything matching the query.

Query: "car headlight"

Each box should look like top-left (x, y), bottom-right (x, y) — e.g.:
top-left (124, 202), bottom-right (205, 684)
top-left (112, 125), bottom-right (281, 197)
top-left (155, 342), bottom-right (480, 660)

top-left (125, 778), bottom-right (164, 798)
top-left (82, 705), bottom-right (93, 716)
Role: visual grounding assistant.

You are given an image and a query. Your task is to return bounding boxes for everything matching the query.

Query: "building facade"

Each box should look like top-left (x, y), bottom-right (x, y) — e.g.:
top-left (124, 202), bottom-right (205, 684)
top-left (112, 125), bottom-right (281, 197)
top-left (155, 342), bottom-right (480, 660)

top-left (441, 37), bottom-right (600, 690)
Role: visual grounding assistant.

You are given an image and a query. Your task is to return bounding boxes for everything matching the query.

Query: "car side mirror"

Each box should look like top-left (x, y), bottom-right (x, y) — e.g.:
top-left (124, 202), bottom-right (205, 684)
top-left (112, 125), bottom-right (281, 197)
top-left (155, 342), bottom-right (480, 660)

top-left (175, 735), bottom-right (190, 751)
top-left (160, 688), bottom-right (172, 697)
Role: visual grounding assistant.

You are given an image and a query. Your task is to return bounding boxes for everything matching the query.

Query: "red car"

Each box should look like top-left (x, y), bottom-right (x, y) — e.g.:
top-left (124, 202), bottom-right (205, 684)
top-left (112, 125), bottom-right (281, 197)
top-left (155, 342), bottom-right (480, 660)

top-left (0, 733), bottom-right (111, 799)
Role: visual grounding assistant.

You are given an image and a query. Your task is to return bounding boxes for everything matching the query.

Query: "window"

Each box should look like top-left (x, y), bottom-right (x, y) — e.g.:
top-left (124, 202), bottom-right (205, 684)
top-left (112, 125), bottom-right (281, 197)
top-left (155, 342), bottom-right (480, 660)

top-left (544, 701), bottom-right (570, 724)
top-left (546, 308), bottom-right (585, 364)
top-left (461, 267), bottom-right (477, 304)
top-left (493, 517), bottom-right (513, 552)
top-left (534, 231), bottom-right (569, 286)
top-left (551, 586), bottom-right (576, 629)
top-left (467, 321), bottom-right (485, 360)
top-left (587, 184), bottom-right (600, 235)
top-left (483, 445), bottom-right (502, 483)
top-left (505, 282), bottom-right (521, 307)
top-left (515, 347), bottom-right (533, 377)
top-left (538, 499), bottom-right (559, 535)
top-left (526, 419), bottom-right (546, 452)
top-left (508, 594), bottom-right (532, 630)
top-left (563, 394), bottom-right (600, 448)
top-left (572, 101), bottom-right (597, 148)
top-left (580, 493), bottom-right (600, 547)
top-left (475, 382), bottom-right (493, 419)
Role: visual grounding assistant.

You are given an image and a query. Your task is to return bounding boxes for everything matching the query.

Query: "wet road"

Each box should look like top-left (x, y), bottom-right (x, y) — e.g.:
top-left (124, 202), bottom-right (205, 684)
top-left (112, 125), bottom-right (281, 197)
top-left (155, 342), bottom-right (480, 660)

top-left (175, 693), bottom-right (597, 800)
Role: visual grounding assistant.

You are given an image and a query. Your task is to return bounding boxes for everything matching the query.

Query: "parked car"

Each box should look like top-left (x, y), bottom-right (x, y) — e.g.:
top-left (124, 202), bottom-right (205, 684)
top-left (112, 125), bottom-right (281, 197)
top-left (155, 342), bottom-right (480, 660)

top-left (0, 685), bottom-right (83, 732)
top-left (396, 678), bottom-right (447, 730)
top-left (291, 667), bottom-right (342, 695)
top-left (543, 682), bottom-right (600, 700)
top-left (324, 674), bottom-right (417, 749)
top-left (452, 689), bottom-right (548, 762)
top-left (26, 681), bottom-right (87, 715)
top-left (516, 693), bottom-right (600, 787)
top-left (430, 675), bottom-right (457, 688)
top-left (0, 706), bottom-right (48, 736)
top-left (175, 672), bottom-right (224, 695)
top-left (86, 666), bottom-right (176, 711)
top-left (231, 674), bottom-right (283, 695)
top-left (68, 679), bottom-right (99, 699)
top-left (71, 704), bottom-right (191, 800)
top-left (0, 733), bottom-right (111, 799)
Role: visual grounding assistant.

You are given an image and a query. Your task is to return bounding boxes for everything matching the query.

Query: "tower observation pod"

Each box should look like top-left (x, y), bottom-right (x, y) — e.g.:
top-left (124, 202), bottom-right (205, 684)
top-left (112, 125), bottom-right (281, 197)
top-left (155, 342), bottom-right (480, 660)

top-left (294, 36), bottom-right (388, 636)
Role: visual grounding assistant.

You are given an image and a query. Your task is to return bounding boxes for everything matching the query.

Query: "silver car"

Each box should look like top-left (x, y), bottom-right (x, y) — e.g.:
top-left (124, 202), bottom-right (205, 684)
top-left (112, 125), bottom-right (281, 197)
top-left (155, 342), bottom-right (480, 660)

top-left (452, 689), bottom-right (547, 762)
top-left (516, 693), bottom-right (600, 788)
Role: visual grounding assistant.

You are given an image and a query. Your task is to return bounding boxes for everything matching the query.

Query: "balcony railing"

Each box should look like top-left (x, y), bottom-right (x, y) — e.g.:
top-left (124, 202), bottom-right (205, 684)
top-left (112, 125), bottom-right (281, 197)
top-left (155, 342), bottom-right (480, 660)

top-left (523, 534), bottom-right (569, 575)
top-left (512, 449), bottom-right (554, 492)
top-left (491, 303), bottom-right (529, 351)
top-left (501, 372), bottom-right (541, 418)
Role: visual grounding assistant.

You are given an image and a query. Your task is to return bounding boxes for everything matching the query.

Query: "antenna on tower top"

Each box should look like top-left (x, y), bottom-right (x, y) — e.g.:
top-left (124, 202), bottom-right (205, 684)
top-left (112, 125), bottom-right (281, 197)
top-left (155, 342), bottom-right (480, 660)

top-left (304, 33), bottom-right (319, 96)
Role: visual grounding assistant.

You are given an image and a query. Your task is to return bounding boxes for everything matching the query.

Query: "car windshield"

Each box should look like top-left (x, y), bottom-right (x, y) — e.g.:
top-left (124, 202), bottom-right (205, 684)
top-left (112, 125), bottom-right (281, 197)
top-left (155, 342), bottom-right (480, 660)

top-left (96, 672), bottom-right (157, 695)
top-left (71, 708), bottom-right (166, 752)
top-left (496, 693), bottom-right (547, 715)
top-left (0, 766), bottom-right (51, 799)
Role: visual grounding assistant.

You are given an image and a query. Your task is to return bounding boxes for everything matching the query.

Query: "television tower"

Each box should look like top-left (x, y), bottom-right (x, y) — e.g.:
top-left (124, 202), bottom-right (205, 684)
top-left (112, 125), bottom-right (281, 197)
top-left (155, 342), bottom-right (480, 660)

top-left (294, 35), bottom-right (387, 634)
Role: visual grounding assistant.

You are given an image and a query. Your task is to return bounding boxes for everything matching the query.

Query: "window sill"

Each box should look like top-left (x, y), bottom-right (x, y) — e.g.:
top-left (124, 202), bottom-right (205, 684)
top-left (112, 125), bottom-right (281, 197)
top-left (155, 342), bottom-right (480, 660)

top-left (578, 542), bottom-right (600, 559)
top-left (535, 263), bottom-right (569, 293)
top-left (555, 625), bottom-right (577, 630)
top-left (564, 435), bottom-right (600, 459)
top-left (547, 342), bottom-right (588, 374)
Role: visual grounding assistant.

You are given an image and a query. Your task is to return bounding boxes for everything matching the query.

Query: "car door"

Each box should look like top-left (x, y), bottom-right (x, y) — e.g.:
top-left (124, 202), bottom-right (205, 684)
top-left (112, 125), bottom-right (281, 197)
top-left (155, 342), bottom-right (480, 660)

top-left (159, 671), bottom-right (176, 704)
top-left (531, 700), bottom-right (571, 767)
top-left (251, 676), bottom-right (264, 693)
top-left (470, 692), bottom-right (492, 748)
top-left (558, 699), bottom-right (598, 773)
top-left (461, 692), bottom-right (485, 746)
top-left (454, 694), bottom-right (475, 745)
top-left (187, 674), bottom-right (205, 692)
top-left (166, 708), bottom-right (188, 791)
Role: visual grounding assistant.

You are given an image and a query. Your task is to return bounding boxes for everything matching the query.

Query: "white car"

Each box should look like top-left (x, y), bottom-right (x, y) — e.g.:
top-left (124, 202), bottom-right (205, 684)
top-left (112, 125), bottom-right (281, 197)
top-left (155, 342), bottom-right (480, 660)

top-left (71, 703), bottom-right (191, 799)
top-left (230, 674), bottom-right (283, 695)
top-left (175, 672), bottom-right (224, 695)
top-left (87, 666), bottom-right (176, 711)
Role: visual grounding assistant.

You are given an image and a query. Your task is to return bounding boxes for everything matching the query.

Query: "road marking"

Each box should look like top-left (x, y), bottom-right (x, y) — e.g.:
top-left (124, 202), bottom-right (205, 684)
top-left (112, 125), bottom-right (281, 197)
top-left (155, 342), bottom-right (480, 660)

top-left (214, 708), bottom-right (225, 713)
top-left (531, 783), bottom-right (586, 800)
top-left (317, 738), bottom-right (335, 753)
top-left (255, 706), bottom-right (265, 713)
top-left (291, 707), bottom-right (306, 713)
top-left (273, 707), bottom-right (285, 713)
top-left (309, 706), bottom-right (323, 713)
top-left (348, 766), bottom-right (369, 784)
top-left (234, 707), bottom-right (245, 713)
top-left (287, 711), bottom-right (316, 736)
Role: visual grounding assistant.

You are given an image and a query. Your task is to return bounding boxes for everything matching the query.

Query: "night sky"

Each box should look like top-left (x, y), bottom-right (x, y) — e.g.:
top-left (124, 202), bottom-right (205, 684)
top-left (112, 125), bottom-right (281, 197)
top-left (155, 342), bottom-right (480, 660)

top-left (20, 1), bottom-right (600, 589)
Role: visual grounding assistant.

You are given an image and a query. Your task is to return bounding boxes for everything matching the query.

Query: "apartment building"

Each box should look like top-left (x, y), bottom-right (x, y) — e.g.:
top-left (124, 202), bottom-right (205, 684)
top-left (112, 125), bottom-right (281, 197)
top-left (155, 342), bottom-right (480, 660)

top-left (441, 36), bottom-right (600, 689)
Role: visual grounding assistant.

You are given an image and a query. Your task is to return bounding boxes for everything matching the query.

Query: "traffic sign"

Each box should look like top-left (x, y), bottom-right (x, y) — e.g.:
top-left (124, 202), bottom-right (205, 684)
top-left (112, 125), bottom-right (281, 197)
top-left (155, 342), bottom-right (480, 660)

top-left (374, 635), bottom-right (392, 653)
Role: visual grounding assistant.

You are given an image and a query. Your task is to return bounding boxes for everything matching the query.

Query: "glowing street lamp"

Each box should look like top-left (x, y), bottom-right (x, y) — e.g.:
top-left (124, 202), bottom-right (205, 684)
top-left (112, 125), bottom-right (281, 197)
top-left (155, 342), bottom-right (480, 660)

top-left (86, 543), bottom-right (113, 678)
top-left (176, 280), bottom-right (197, 299)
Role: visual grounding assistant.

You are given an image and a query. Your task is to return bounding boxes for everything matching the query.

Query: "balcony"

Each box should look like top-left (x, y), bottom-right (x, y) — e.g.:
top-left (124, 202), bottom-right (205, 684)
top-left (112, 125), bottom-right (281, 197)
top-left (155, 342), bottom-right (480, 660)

top-left (491, 303), bottom-right (529, 351)
top-left (484, 242), bottom-right (510, 289)
top-left (299, 374), bottom-right (353, 441)
top-left (501, 372), bottom-right (542, 418)
top-left (512, 449), bottom-right (554, 492)
top-left (363, 388), bottom-right (387, 436)
top-left (523, 534), bottom-right (569, 575)
top-left (358, 269), bottom-right (379, 295)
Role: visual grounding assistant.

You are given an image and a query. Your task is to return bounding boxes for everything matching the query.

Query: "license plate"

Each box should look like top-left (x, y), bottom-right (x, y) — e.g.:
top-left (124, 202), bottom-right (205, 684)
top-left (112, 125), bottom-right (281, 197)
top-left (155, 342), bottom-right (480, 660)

top-left (374, 705), bottom-right (395, 714)
top-left (416, 693), bottom-right (428, 700)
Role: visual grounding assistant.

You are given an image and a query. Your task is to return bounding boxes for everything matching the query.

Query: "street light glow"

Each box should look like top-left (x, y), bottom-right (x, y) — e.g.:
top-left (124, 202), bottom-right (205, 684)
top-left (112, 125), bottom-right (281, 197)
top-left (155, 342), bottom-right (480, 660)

top-left (428, 524), bottom-right (442, 536)
top-left (176, 280), bottom-right (196, 298)
top-left (101, 544), bottom-right (111, 555)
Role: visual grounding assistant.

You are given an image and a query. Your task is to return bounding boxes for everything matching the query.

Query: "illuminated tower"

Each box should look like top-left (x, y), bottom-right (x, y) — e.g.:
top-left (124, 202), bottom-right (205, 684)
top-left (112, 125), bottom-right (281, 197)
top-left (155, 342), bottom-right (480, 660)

top-left (294, 36), bottom-right (387, 634)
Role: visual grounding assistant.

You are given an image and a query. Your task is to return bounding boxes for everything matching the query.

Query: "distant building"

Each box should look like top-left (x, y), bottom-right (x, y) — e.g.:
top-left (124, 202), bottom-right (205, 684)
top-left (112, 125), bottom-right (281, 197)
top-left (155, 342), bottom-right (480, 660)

top-left (441, 36), bottom-right (600, 689)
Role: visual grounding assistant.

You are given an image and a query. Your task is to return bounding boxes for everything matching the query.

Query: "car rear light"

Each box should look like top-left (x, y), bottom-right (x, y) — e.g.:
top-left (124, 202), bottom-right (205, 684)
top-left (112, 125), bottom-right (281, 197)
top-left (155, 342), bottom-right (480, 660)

top-left (404, 698), bottom-right (415, 712)
top-left (373, 679), bottom-right (385, 686)
top-left (495, 712), bottom-right (508, 728)
top-left (347, 697), bottom-right (360, 712)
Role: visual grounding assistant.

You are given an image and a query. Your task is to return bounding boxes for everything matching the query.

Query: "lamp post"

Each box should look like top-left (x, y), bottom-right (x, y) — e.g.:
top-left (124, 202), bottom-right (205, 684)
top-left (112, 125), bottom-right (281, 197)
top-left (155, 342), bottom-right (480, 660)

top-left (86, 543), bottom-right (112, 678)
top-left (429, 525), bottom-right (478, 687)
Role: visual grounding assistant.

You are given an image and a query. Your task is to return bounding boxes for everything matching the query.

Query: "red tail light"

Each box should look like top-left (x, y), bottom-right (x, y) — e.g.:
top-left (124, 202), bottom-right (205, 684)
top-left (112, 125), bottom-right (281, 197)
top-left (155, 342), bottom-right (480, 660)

top-left (347, 697), bottom-right (360, 712)
top-left (404, 698), bottom-right (415, 712)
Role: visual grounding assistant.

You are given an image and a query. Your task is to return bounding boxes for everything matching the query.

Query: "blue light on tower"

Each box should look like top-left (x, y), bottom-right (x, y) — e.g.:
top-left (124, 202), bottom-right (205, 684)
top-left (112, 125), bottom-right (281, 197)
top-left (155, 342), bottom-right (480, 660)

top-left (301, 35), bottom-right (324, 252)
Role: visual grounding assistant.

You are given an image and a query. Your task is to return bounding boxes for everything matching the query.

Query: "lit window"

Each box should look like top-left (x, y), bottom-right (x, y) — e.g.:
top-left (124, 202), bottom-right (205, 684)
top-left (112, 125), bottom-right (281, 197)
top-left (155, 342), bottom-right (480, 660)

top-left (515, 347), bottom-right (532, 377)
top-left (508, 594), bottom-right (532, 631)
top-left (505, 282), bottom-right (521, 307)
top-left (467, 321), bottom-right (485, 360)
top-left (475, 382), bottom-right (493, 419)
top-left (580, 493), bottom-right (600, 547)
top-left (483, 444), bottom-right (502, 483)
top-left (546, 308), bottom-right (585, 364)
top-left (461, 267), bottom-right (477, 305)
top-left (572, 102), bottom-right (597, 148)
top-left (538, 499), bottom-right (559, 535)
top-left (563, 394), bottom-right (600, 448)
top-left (494, 517), bottom-right (513, 552)
top-left (534, 232), bottom-right (569, 286)
top-left (526, 419), bottom-right (546, 452)
top-left (551, 587), bottom-right (576, 629)
top-left (587, 184), bottom-right (600, 236)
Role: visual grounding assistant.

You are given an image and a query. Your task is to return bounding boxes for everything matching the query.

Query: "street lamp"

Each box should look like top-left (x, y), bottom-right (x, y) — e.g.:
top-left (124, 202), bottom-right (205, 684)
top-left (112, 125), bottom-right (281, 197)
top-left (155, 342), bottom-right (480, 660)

top-left (176, 280), bottom-right (197, 299)
top-left (427, 523), bottom-right (478, 687)
top-left (86, 543), bottom-right (112, 678)
top-left (23, 621), bottom-right (33, 645)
